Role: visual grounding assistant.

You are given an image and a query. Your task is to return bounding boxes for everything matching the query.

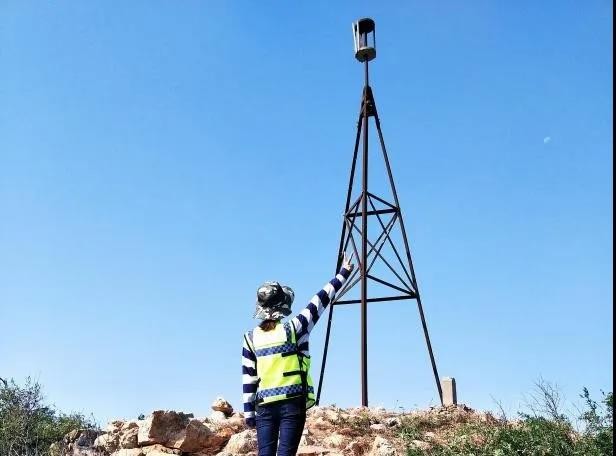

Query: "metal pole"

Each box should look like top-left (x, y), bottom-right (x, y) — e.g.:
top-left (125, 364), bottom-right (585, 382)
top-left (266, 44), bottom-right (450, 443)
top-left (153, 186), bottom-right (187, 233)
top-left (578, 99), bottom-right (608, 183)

top-left (373, 113), bottom-right (444, 404)
top-left (360, 60), bottom-right (369, 407)
top-left (316, 111), bottom-right (363, 405)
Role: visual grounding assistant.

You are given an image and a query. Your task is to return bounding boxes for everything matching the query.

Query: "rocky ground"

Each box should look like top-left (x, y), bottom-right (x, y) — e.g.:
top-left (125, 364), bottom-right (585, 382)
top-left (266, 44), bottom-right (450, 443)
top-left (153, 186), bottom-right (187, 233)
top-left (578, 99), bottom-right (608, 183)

top-left (51, 397), bottom-right (499, 456)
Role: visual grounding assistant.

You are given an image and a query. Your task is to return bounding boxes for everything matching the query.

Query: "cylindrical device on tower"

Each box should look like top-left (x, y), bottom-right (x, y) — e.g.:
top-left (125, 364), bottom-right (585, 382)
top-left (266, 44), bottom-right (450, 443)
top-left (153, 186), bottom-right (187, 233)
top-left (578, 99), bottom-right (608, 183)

top-left (352, 18), bottom-right (376, 62)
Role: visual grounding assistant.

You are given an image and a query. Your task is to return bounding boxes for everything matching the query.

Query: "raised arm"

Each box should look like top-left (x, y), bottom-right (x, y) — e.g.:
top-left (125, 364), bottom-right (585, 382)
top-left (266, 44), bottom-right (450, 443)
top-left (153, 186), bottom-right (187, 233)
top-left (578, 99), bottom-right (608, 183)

top-left (291, 253), bottom-right (355, 341)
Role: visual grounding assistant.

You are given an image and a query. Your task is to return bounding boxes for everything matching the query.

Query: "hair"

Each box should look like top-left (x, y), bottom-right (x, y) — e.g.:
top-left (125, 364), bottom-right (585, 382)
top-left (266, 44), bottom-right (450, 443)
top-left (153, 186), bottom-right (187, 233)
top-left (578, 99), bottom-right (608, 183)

top-left (259, 319), bottom-right (278, 332)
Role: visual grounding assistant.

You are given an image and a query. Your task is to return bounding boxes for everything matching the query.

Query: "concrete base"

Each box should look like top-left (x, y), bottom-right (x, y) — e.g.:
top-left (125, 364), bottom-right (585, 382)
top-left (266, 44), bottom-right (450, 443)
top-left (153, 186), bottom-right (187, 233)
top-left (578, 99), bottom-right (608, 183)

top-left (441, 377), bottom-right (457, 406)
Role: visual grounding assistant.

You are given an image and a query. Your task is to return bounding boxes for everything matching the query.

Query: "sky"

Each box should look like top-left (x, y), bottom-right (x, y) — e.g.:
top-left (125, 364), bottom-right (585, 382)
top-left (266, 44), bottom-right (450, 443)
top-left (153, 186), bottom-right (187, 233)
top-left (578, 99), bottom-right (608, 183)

top-left (0, 1), bottom-right (613, 425)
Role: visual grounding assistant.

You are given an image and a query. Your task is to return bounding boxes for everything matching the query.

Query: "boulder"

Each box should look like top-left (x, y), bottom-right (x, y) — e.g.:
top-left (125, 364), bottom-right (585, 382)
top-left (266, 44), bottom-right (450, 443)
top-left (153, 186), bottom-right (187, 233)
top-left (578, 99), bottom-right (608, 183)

top-left (61, 429), bottom-right (103, 456)
top-left (166, 418), bottom-right (213, 452)
top-left (121, 421), bottom-right (139, 431)
top-left (211, 397), bottom-right (234, 416)
top-left (219, 429), bottom-right (257, 454)
top-left (94, 433), bottom-right (120, 453)
top-left (137, 411), bottom-right (193, 446)
top-left (119, 426), bottom-right (139, 449)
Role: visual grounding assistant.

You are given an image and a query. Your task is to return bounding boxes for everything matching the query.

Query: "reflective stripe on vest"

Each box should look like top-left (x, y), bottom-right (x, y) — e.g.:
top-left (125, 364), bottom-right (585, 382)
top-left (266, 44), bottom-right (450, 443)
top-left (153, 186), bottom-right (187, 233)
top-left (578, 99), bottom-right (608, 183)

top-left (251, 322), bottom-right (315, 408)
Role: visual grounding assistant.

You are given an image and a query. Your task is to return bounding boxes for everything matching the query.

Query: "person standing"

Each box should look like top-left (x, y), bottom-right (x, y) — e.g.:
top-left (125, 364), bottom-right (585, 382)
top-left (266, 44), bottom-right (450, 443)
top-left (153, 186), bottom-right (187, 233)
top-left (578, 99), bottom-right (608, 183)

top-left (241, 253), bottom-right (354, 456)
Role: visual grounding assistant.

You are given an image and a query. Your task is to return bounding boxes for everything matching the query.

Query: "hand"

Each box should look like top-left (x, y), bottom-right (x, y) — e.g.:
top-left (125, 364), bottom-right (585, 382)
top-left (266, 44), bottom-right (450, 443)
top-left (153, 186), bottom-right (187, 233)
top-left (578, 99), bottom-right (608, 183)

top-left (342, 252), bottom-right (355, 272)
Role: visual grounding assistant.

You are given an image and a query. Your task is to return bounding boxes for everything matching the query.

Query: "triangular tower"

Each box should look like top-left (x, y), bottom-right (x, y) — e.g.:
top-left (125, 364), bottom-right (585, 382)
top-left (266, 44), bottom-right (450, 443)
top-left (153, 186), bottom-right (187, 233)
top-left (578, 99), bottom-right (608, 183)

top-left (316, 18), bottom-right (443, 407)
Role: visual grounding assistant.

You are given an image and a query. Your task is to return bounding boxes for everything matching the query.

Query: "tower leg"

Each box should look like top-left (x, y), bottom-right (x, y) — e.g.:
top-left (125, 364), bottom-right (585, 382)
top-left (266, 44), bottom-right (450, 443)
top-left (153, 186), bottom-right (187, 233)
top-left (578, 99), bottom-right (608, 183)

top-left (316, 111), bottom-right (363, 405)
top-left (360, 60), bottom-right (370, 407)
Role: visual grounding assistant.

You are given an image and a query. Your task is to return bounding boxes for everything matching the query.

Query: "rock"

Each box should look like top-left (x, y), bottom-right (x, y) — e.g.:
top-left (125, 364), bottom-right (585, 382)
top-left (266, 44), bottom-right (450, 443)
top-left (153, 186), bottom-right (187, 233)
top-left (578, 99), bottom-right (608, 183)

top-left (322, 433), bottom-right (348, 449)
top-left (220, 429), bottom-right (257, 454)
top-left (308, 416), bottom-right (330, 431)
top-left (296, 445), bottom-right (331, 455)
top-left (119, 426), bottom-right (139, 449)
top-left (370, 423), bottom-right (387, 432)
top-left (107, 421), bottom-right (125, 433)
top-left (211, 397), bottom-right (234, 416)
top-left (385, 417), bottom-right (401, 427)
top-left (60, 429), bottom-right (103, 456)
top-left (299, 428), bottom-right (313, 447)
top-left (368, 436), bottom-right (397, 456)
top-left (137, 411), bottom-right (193, 446)
top-left (94, 433), bottom-right (120, 453)
top-left (121, 421), bottom-right (139, 431)
top-left (345, 441), bottom-right (367, 456)
top-left (410, 440), bottom-right (431, 450)
top-left (166, 418), bottom-right (213, 452)
top-left (141, 444), bottom-right (181, 455)
top-left (111, 450), bottom-right (144, 456)
top-left (210, 410), bottom-right (228, 423)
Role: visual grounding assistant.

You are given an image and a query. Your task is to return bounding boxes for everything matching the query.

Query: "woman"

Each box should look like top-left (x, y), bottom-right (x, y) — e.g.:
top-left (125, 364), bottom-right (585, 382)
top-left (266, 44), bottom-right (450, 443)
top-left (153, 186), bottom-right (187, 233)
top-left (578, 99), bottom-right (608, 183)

top-left (242, 253), bottom-right (354, 456)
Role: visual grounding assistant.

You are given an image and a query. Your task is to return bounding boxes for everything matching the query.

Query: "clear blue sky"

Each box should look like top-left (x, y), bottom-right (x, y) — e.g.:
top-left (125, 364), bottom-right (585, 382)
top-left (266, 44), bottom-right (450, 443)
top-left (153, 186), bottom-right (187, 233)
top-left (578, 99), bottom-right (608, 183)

top-left (1, 1), bottom-right (612, 424)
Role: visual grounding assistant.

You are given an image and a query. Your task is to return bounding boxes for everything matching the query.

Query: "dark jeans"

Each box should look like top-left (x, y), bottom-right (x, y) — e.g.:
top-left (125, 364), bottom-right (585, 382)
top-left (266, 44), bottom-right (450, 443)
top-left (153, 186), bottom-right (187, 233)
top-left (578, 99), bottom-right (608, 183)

top-left (255, 396), bottom-right (306, 456)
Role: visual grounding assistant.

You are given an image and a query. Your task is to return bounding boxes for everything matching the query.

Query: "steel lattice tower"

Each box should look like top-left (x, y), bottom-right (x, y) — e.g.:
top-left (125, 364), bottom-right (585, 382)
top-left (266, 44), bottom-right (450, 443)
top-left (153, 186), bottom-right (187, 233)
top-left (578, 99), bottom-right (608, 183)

top-left (316, 18), bottom-right (443, 407)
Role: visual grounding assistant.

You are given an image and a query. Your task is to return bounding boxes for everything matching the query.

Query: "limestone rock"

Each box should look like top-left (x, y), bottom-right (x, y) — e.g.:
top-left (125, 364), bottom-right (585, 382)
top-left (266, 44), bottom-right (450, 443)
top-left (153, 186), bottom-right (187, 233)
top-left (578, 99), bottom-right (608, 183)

top-left (368, 436), bottom-right (397, 456)
top-left (94, 432), bottom-right (120, 453)
top-left (107, 421), bottom-right (124, 434)
top-left (121, 421), bottom-right (139, 431)
top-left (119, 426), bottom-right (139, 449)
top-left (209, 410), bottom-right (228, 423)
top-left (60, 429), bottom-right (103, 456)
top-left (111, 449), bottom-right (144, 456)
top-left (211, 397), bottom-right (234, 416)
top-left (219, 429), bottom-right (257, 454)
top-left (322, 433), bottom-right (348, 449)
top-left (166, 418), bottom-right (213, 452)
top-left (137, 411), bottom-right (193, 446)
top-left (299, 428), bottom-right (314, 447)
top-left (141, 444), bottom-right (181, 455)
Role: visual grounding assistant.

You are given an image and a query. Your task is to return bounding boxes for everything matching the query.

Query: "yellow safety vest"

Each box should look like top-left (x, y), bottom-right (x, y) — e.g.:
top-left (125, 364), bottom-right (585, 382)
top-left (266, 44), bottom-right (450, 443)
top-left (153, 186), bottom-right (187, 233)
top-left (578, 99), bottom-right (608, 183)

top-left (248, 322), bottom-right (315, 408)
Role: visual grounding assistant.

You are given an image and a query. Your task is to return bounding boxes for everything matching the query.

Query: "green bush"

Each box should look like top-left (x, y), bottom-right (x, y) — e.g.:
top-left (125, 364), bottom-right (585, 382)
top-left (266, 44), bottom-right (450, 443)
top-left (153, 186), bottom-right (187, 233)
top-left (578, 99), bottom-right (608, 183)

top-left (401, 386), bottom-right (613, 456)
top-left (0, 377), bottom-right (97, 456)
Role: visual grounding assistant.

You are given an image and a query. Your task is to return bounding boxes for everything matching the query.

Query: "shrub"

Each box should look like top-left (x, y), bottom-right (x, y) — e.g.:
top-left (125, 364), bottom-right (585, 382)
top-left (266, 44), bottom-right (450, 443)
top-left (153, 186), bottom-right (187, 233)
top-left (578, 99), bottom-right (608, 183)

top-left (400, 383), bottom-right (613, 456)
top-left (0, 377), bottom-right (97, 456)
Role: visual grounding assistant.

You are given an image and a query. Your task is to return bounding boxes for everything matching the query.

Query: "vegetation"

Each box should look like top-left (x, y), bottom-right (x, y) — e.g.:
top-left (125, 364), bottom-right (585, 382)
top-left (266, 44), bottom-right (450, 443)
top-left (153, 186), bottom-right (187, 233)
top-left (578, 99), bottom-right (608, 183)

top-left (0, 377), bottom-right (97, 456)
top-left (401, 381), bottom-right (613, 456)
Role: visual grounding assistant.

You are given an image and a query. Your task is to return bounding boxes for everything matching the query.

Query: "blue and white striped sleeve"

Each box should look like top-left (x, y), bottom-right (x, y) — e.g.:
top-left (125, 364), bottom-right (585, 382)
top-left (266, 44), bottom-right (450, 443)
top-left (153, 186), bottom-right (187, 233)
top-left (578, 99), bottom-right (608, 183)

top-left (291, 267), bottom-right (351, 341)
top-left (241, 333), bottom-right (258, 427)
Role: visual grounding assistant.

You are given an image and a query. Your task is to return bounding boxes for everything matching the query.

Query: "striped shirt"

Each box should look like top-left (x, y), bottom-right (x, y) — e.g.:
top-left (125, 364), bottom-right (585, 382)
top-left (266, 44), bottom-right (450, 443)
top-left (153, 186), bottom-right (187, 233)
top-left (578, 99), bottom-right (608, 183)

top-left (241, 267), bottom-right (351, 426)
